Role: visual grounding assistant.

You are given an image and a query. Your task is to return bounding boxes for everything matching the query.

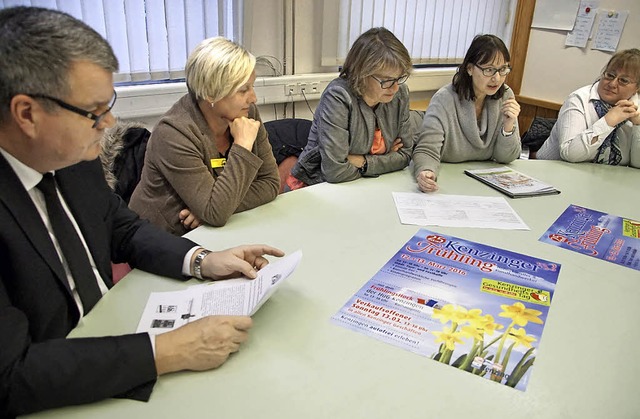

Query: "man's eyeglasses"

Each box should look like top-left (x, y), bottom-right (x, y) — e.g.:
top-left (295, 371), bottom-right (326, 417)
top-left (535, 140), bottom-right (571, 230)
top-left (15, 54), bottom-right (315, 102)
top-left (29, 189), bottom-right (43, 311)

top-left (474, 64), bottom-right (512, 77)
top-left (29, 90), bottom-right (117, 128)
top-left (371, 74), bottom-right (409, 89)
top-left (602, 71), bottom-right (637, 87)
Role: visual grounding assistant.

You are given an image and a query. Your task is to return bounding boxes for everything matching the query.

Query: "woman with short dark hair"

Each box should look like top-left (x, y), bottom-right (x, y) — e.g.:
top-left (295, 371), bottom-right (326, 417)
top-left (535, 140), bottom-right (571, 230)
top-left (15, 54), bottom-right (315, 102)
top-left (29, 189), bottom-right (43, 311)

top-left (413, 34), bottom-right (521, 192)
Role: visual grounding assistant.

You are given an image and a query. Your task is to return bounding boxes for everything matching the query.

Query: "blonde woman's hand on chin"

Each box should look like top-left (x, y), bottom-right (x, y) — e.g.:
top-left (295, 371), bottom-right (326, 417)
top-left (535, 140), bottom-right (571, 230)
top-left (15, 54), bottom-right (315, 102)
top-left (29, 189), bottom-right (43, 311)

top-left (230, 116), bottom-right (260, 150)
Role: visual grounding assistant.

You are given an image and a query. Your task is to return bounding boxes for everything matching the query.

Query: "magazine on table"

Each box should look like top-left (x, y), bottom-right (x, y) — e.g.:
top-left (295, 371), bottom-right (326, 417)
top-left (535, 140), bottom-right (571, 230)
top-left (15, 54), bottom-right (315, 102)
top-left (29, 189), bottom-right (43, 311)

top-left (464, 166), bottom-right (560, 198)
top-left (136, 250), bottom-right (302, 335)
top-left (332, 229), bottom-right (560, 391)
top-left (540, 204), bottom-right (640, 271)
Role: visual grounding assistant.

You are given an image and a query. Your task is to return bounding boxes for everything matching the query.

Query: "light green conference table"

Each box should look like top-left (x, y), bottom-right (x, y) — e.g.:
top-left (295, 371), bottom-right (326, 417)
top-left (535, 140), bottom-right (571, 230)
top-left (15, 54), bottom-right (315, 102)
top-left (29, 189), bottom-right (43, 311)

top-left (26, 160), bottom-right (640, 419)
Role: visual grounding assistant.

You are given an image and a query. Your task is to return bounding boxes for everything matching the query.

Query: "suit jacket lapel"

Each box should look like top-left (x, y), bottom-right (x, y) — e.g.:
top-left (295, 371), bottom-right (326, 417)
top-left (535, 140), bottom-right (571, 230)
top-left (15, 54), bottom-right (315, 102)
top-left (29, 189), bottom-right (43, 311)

top-left (0, 153), bottom-right (72, 294)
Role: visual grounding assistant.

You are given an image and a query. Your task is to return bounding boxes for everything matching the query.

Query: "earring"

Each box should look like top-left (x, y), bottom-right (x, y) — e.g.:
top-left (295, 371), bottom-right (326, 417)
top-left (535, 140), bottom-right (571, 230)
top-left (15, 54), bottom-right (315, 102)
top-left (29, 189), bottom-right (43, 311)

top-left (210, 102), bottom-right (215, 108)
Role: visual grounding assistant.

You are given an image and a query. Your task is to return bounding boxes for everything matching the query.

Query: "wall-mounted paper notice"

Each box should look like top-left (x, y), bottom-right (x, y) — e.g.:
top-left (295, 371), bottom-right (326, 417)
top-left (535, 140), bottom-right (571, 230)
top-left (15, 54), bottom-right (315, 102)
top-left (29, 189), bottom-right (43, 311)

top-left (592, 10), bottom-right (628, 52)
top-left (565, 1), bottom-right (599, 48)
top-left (532, 0), bottom-right (580, 30)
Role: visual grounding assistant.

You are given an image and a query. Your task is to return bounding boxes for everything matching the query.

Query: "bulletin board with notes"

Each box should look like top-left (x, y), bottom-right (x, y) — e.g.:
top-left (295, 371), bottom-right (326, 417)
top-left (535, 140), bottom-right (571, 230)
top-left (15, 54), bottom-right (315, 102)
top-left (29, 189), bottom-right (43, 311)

top-left (520, 0), bottom-right (638, 104)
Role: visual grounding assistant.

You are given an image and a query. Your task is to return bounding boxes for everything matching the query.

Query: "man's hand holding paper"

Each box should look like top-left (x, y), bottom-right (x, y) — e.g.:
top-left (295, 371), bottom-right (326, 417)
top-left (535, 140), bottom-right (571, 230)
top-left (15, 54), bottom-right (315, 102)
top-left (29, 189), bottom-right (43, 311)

top-left (201, 244), bottom-right (286, 280)
top-left (138, 250), bottom-right (303, 336)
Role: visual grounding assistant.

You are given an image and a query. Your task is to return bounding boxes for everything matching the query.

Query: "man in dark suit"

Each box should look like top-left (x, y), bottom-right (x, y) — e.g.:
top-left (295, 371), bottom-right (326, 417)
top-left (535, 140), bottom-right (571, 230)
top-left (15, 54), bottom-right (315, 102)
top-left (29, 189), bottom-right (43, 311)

top-left (0, 7), bottom-right (284, 417)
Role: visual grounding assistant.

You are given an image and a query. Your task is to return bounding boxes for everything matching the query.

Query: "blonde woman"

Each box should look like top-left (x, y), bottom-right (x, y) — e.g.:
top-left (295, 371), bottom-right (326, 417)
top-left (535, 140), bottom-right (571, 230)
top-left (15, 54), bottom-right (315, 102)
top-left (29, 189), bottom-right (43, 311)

top-left (130, 37), bottom-right (279, 234)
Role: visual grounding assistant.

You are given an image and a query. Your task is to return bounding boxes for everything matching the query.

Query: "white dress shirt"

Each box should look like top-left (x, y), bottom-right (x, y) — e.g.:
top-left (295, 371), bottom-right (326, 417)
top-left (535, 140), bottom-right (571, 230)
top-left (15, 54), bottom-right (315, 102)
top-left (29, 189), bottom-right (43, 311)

top-left (536, 82), bottom-right (640, 168)
top-left (0, 148), bottom-right (110, 317)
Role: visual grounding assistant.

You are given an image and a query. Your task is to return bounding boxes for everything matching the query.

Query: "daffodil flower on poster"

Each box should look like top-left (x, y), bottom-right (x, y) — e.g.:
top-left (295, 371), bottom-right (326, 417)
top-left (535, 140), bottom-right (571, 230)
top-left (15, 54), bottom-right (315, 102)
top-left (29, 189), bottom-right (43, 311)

top-left (432, 326), bottom-right (465, 351)
top-left (461, 307), bottom-right (484, 324)
top-left (432, 304), bottom-right (458, 324)
top-left (507, 327), bottom-right (537, 349)
top-left (475, 314), bottom-right (504, 335)
top-left (433, 304), bottom-right (481, 325)
top-left (499, 302), bottom-right (544, 327)
top-left (460, 325), bottom-right (483, 340)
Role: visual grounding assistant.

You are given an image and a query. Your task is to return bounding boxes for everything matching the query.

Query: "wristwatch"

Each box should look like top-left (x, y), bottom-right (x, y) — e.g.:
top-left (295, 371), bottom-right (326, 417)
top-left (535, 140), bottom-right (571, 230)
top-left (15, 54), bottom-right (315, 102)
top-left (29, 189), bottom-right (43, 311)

top-left (193, 249), bottom-right (212, 280)
top-left (358, 156), bottom-right (368, 175)
top-left (501, 126), bottom-right (516, 137)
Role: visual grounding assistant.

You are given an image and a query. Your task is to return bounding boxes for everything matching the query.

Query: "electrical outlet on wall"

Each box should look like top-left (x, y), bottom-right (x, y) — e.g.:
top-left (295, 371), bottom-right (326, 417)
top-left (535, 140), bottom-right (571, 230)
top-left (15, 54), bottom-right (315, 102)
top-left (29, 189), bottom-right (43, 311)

top-left (285, 84), bottom-right (296, 96)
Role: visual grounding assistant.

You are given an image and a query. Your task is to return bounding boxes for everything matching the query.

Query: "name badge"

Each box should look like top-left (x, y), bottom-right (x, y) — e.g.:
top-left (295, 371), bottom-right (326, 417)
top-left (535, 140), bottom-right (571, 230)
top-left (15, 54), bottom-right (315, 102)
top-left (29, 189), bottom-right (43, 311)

top-left (210, 158), bottom-right (226, 168)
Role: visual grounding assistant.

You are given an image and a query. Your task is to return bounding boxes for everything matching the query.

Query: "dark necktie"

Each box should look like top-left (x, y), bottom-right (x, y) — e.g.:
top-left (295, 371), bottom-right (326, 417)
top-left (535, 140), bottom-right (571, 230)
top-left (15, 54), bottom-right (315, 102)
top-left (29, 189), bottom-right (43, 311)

top-left (37, 173), bottom-right (102, 313)
top-left (592, 99), bottom-right (623, 165)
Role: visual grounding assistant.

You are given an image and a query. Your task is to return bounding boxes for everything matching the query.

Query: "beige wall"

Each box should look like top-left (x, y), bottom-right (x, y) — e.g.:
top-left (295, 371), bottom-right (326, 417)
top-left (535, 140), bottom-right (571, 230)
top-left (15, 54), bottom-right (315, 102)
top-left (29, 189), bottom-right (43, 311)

top-left (521, 0), bottom-right (639, 104)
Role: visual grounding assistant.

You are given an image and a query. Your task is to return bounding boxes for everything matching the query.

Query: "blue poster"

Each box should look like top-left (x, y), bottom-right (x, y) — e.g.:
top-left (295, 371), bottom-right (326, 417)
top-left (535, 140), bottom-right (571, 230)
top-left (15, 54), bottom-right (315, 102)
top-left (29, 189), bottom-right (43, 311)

top-left (332, 229), bottom-right (561, 391)
top-left (539, 204), bottom-right (640, 271)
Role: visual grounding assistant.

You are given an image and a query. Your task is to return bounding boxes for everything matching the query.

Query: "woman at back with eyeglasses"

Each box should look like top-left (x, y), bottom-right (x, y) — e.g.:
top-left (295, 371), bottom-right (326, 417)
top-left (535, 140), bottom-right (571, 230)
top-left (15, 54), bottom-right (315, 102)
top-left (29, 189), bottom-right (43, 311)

top-left (536, 48), bottom-right (640, 167)
top-left (413, 34), bottom-right (521, 193)
top-left (286, 27), bottom-right (414, 190)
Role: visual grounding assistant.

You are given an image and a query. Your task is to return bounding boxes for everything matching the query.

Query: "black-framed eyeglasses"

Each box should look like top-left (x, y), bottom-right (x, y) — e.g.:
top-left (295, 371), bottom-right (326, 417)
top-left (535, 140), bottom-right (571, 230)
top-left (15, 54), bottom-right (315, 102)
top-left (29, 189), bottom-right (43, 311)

top-left (29, 90), bottom-right (117, 128)
top-left (474, 64), bottom-right (512, 77)
top-left (602, 71), bottom-right (637, 87)
top-left (371, 74), bottom-right (409, 89)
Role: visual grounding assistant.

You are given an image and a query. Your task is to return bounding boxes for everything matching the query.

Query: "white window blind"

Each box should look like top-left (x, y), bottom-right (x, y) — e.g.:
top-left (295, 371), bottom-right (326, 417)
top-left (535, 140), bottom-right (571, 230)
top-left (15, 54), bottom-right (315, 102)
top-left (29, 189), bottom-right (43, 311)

top-left (0, 0), bottom-right (242, 83)
top-left (322, 0), bottom-right (516, 67)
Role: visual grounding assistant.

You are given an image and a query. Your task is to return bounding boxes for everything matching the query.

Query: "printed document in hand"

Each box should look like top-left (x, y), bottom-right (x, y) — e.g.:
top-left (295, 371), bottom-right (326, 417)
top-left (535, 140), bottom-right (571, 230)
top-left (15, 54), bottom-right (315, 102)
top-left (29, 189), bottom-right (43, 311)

top-left (392, 192), bottom-right (529, 230)
top-left (136, 250), bottom-right (302, 335)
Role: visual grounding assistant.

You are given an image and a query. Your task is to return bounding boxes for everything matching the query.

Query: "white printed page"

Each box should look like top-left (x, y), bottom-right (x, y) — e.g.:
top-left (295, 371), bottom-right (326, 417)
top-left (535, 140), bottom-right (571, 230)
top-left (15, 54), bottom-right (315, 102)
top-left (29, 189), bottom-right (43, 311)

top-left (392, 192), bottom-right (529, 230)
top-left (135, 289), bottom-right (198, 335)
top-left (136, 250), bottom-right (303, 335)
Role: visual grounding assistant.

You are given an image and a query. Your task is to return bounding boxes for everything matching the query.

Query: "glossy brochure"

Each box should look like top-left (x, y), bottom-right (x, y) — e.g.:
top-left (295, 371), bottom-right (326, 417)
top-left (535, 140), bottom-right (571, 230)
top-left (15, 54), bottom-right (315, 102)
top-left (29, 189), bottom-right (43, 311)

top-left (464, 166), bottom-right (560, 198)
top-left (540, 204), bottom-right (640, 271)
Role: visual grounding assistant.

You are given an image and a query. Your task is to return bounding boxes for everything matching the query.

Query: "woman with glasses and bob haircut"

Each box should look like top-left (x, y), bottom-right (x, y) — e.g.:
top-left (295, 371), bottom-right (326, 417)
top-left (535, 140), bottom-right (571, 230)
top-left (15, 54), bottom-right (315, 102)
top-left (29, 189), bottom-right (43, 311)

top-left (413, 34), bottom-right (521, 192)
top-left (129, 37), bottom-right (279, 234)
top-left (536, 48), bottom-right (640, 167)
top-left (287, 27), bottom-right (414, 189)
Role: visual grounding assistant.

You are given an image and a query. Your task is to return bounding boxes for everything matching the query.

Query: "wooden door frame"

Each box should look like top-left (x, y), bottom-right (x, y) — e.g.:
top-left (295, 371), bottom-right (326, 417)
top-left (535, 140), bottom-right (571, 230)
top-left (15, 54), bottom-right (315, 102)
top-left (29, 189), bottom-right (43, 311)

top-left (507, 0), bottom-right (536, 95)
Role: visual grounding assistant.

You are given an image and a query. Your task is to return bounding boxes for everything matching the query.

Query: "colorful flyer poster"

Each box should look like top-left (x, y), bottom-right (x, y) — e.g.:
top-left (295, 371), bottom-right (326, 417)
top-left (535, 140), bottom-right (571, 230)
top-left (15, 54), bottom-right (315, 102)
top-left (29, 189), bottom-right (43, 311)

top-left (332, 229), bottom-right (560, 391)
top-left (539, 204), bottom-right (640, 271)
